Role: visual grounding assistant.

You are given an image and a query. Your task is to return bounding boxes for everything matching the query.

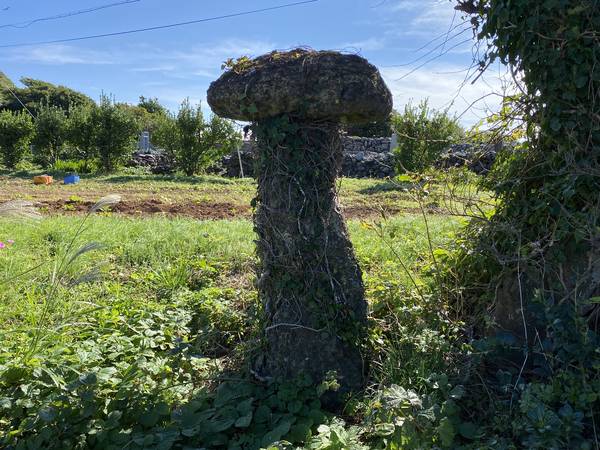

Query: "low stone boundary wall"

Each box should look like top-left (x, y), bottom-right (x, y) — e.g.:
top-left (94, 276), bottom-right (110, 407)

top-left (131, 138), bottom-right (510, 178)
top-left (217, 136), bottom-right (395, 179)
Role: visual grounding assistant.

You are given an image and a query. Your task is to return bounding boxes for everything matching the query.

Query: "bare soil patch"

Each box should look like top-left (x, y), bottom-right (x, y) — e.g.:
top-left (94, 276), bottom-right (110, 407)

top-left (38, 198), bottom-right (444, 220)
top-left (41, 199), bottom-right (251, 220)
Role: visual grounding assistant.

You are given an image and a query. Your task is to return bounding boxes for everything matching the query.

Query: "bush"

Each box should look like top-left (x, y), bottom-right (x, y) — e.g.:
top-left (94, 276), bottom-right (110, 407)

top-left (93, 94), bottom-right (140, 172)
top-left (53, 159), bottom-right (98, 174)
top-left (154, 99), bottom-right (241, 176)
top-left (0, 110), bottom-right (34, 169)
top-left (343, 114), bottom-right (393, 137)
top-left (66, 103), bottom-right (98, 170)
top-left (392, 100), bottom-right (464, 173)
top-left (31, 104), bottom-right (69, 168)
top-left (152, 110), bottom-right (178, 160)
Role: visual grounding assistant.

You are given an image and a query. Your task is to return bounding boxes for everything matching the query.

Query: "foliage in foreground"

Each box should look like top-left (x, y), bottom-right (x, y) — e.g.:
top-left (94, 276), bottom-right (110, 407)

top-left (447, 0), bottom-right (600, 447)
top-left (0, 202), bottom-right (468, 449)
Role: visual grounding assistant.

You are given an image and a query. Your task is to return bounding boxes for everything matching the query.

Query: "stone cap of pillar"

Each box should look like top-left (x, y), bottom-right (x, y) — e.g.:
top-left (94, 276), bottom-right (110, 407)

top-left (207, 48), bottom-right (393, 123)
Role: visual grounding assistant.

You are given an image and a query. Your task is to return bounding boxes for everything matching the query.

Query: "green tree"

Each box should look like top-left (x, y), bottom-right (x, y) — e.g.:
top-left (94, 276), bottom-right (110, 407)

top-left (118, 102), bottom-right (166, 137)
top-left (138, 96), bottom-right (166, 115)
top-left (66, 103), bottom-right (98, 170)
top-left (201, 114), bottom-right (242, 170)
top-left (0, 78), bottom-right (93, 114)
top-left (391, 100), bottom-right (464, 172)
top-left (32, 105), bottom-right (69, 168)
top-left (0, 71), bottom-right (16, 107)
top-left (152, 111), bottom-right (178, 160)
top-left (175, 100), bottom-right (204, 175)
top-left (92, 95), bottom-right (140, 172)
top-left (0, 110), bottom-right (34, 169)
top-left (156, 99), bottom-right (241, 176)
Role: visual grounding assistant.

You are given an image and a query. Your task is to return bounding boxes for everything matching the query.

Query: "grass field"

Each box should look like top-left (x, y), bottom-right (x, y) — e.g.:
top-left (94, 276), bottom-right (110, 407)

top-left (0, 172), bottom-right (482, 449)
top-left (0, 169), bottom-right (487, 220)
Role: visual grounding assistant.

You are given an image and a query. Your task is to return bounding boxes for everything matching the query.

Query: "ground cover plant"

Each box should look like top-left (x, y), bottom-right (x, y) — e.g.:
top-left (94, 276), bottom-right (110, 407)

top-left (0, 179), bottom-right (465, 449)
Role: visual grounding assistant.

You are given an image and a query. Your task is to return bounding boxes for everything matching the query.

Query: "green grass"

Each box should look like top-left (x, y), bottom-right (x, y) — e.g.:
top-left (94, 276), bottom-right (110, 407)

top-left (0, 214), bottom-right (461, 335)
top-left (0, 169), bottom-right (487, 221)
top-left (0, 184), bottom-right (474, 449)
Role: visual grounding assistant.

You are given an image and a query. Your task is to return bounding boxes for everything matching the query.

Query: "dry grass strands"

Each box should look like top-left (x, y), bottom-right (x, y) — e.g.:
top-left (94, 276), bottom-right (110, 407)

top-left (0, 200), bottom-right (41, 219)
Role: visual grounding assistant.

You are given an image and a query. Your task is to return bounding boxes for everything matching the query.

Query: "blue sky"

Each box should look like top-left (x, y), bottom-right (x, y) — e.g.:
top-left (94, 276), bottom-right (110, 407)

top-left (0, 0), bottom-right (509, 126)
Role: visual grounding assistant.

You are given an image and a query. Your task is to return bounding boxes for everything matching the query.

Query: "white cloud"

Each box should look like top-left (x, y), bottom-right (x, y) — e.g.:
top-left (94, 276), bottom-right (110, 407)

top-left (410, 1), bottom-right (458, 27)
top-left (6, 44), bottom-right (115, 65)
top-left (380, 63), bottom-right (512, 127)
top-left (338, 37), bottom-right (386, 52)
top-left (381, 0), bottom-right (465, 39)
top-left (129, 64), bottom-right (177, 73)
top-left (388, 0), bottom-right (421, 12)
top-left (127, 39), bottom-right (275, 79)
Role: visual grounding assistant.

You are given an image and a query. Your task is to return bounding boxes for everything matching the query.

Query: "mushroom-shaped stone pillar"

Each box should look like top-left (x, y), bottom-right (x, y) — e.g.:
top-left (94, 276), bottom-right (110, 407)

top-left (208, 49), bottom-right (392, 395)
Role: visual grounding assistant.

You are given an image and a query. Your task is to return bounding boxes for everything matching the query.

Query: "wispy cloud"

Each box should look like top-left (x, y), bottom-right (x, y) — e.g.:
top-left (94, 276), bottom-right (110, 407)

top-left (388, 0), bottom-right (421, 12)
top-left (380, 63), bottom-right (512, 127)
top-left (378, 0), bottom-right (466, 40)
top-left (127, 39), bottom-right (275, 111)
top-left (338, 37), bottom-right (386, 52)
top-left (6, 44), bottom-right (115, 65)
top-left (129, 64), bottom-right (177, 73)
top-left (127, 39), bottom-right (275, 78)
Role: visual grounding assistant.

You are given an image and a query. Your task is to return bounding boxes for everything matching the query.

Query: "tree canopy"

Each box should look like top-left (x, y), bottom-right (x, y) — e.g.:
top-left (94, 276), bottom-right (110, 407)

top-left (0, 77), bottom-right (94, 114)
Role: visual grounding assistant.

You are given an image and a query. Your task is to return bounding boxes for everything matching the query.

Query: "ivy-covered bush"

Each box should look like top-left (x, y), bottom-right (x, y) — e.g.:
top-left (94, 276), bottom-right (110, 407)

top-left (448, 0), bottom-right (600, 446)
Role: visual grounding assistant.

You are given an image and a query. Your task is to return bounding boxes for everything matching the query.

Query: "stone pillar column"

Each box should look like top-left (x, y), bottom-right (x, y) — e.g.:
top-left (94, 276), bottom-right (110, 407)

top-left (208, 49), bottom-right (392, 395)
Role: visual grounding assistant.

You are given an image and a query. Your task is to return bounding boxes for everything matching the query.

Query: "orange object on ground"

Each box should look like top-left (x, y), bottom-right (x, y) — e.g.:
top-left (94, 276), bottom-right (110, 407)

top-left (33, 175), bottom-right (53, 185)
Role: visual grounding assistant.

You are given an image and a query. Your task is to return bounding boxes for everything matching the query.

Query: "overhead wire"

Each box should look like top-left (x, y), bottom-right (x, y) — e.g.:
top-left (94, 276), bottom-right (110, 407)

top-left (382, 26), bottom-right (472, 68)
top-left (393, 38), bottom-right (474, 80)
top-left (0, 0), bottom-right (319, 49)
top-left (1, 83), bottom-right (35, 118)
top-left (0, 0), bottom-right (141, 29)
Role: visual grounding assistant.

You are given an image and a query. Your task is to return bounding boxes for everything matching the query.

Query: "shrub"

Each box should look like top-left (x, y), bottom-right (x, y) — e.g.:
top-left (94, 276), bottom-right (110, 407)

top-left (53, 159), bottom-right (98, 174)
top-left (152, 110), bottom-right (178, 160)
top-left (392, 100), bottom-right (464, 173)
top-left (66, 102), bottom-right (98, 170)
top-left (0, 110), bottom-right (34, 169)
top-left (31, 104), bottom-right (69, 168)
top-left (343, 114), bottom-right (393, 137)
top-left (92, 94), bottom-right (140, 172)
top-left (154, 99), bottom-right (241, 176)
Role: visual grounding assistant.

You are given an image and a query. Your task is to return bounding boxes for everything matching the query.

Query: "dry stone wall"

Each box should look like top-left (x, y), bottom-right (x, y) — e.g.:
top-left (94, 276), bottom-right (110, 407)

top-left (217, 136), bottom-right (395, 179)
top-left (340, 136), bottom-right (394, 178)
top-left (131, 137), bottom-right (508, 178)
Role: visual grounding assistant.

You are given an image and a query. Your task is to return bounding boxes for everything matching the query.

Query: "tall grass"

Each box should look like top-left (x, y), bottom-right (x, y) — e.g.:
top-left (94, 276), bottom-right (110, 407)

top-left (0, 214), bottom-right (461, 345)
